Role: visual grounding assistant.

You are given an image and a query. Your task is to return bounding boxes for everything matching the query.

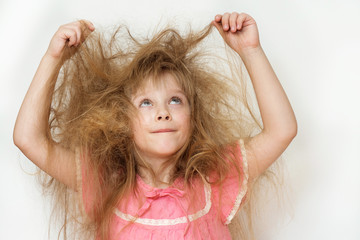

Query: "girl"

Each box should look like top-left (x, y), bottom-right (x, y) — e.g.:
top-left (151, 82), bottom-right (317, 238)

top-left (13, 12), bottom-right (297, 239)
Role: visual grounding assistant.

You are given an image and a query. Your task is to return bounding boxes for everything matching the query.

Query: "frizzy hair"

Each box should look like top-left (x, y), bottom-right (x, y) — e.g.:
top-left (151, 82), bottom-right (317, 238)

top-left (39, 21), bottom-right (274, 240)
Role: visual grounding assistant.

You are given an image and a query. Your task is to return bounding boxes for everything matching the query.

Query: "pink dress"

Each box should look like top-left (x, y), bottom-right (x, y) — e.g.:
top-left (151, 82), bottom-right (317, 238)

top-left (77, 140), bottom-right (248, 240)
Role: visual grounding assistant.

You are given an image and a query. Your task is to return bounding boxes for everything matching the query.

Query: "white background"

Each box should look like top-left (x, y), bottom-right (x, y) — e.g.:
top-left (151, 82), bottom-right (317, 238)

top-left (1, 0), bottom-right (359, 239)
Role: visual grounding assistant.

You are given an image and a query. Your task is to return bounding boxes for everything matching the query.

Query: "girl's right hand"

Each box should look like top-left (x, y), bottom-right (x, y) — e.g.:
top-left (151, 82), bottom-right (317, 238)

top-left (45, 20), bottom-right (95, 59)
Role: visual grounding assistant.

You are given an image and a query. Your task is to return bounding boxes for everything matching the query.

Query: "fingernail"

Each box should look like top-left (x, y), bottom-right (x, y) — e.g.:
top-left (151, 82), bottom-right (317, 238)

top-left (231, 26), bottom-right (235, 31)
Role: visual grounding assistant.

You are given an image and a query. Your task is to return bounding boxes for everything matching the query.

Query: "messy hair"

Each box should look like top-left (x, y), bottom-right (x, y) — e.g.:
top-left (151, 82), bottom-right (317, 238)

top-left (38, 21), bottom-right (284, 240)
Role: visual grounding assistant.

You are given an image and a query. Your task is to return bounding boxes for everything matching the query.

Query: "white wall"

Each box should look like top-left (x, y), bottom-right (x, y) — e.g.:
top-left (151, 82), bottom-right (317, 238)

top-left (1, 0), bottom-right (359, 239)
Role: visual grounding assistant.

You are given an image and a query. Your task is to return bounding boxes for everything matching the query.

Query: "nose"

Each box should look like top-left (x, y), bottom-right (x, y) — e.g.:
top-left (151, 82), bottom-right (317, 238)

top-left (157, 114), bottom-right (171, 121)
top-left (156, 108), bottom-right (171, 121)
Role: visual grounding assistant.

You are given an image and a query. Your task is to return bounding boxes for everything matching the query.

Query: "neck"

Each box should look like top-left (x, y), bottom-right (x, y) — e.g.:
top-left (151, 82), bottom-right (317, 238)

top-left (137, 155), bottom-right (176, 188)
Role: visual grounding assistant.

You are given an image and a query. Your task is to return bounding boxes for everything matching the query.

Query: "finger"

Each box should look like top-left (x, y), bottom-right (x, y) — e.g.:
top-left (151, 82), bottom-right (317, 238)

top-left (222, 12), bottom-right (230, 31)
top-left (60, 28), bottom-right (78, 47)
top-left (72, 22), bottom-right (82, 46)
top-left (236, 13), bottom-right (248, 31)
top-left (71, 21), bottom-right (88, 46)
top-left (59, 23), bottom-right (81, 47)
top-left (64, 20), bottom-right (94, 46)
top-left (80, 19), bottom-right (95, 31)
top-left (77, 20), bottom-right (95, 44)
top-left (229, 12), bottom-right (238, 32)
top-left (211, 20), bottom-right (226, 39)
top-left (214, 14), bottom-right (222, 23)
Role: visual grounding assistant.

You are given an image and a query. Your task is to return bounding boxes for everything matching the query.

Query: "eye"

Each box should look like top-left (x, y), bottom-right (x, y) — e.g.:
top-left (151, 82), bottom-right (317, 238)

top-left (139, 99), bottom-right (152, 107)
top-left (170, 97), bottom-right (182, 105)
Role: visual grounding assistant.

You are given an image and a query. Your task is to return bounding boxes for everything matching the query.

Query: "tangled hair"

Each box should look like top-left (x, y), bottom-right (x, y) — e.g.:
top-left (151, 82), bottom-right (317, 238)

top-left (38, 21), bottom-right (285, 240)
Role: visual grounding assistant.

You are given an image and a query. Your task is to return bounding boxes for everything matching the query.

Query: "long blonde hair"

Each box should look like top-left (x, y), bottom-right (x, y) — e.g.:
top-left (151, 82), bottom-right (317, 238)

top-left (38, 21), bottom-right (284, 240)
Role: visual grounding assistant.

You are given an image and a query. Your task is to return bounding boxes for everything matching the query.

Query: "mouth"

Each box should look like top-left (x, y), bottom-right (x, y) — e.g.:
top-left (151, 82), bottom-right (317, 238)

top-left (152, 129), bottom-right (176, 133)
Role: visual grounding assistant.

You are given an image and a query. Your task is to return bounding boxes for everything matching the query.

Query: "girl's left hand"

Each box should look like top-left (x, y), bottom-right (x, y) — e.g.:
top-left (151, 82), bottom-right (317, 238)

top-left (212, 12), bottom-right (260, 54)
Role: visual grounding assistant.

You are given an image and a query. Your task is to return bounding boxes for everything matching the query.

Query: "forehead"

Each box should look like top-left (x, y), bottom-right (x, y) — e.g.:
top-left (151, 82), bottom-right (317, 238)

top-left (132, 72), bottom-right (184, 97)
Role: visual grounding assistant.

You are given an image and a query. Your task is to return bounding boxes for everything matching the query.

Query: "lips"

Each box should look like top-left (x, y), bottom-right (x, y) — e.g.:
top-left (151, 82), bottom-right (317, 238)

top-left (152, 129), bottom-right (175, 133)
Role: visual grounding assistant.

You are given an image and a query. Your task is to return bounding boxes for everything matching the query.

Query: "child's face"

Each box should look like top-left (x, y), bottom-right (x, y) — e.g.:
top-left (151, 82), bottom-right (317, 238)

top-left (131, 73), bottom-right (191, 161)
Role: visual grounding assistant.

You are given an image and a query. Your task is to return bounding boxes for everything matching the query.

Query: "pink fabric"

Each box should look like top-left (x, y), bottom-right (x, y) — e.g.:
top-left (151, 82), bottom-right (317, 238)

top-left (80, 141), bottom-right (246, 239)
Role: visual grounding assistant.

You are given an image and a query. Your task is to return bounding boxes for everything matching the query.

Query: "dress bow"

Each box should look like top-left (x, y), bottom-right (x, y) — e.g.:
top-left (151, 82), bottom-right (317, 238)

top-left (144, 188), bottom-right (185, 199)
top-left (136, 186), bottom-right (191, 236)
top-left (137, 187), bottom-right (187, 220)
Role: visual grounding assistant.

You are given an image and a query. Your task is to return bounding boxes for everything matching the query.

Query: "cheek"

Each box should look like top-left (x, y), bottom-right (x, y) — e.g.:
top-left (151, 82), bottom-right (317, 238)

top-left (131, 112), bottom-right (151, 135)
top-left (178, 112), bottom-right (191, 133)
top-left (131, 118), bottom-right (146, 149)
top-left (130, 116), bottom-right (143, 137)
top-left (137, 112), bottom-right (152, 128)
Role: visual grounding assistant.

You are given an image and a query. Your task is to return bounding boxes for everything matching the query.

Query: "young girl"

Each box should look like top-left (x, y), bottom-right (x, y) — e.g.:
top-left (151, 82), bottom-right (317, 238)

top-left (14, 12), bottom-right (297, 239)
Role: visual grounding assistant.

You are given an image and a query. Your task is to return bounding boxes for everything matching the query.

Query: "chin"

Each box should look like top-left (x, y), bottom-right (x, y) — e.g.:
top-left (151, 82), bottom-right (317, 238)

top-left (152, 143), bottom-right (183, 158)
top-left (154, 147), bottom-right (179, 157)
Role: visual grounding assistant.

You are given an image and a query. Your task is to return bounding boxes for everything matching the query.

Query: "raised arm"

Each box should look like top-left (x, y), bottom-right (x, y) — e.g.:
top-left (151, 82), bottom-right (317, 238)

top-left (213, 12), bottom-right (297, 181)
top-left (13, 20), bottom-right (95, 190)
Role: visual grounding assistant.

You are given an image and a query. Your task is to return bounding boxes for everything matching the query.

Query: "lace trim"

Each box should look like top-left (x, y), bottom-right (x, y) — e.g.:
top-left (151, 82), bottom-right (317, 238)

top-left (114, 180), bottom-right (212, 226)
top-left (225, 139), bottom-right (249, 225)
top-left (77, 140), bottom-right (247, 225)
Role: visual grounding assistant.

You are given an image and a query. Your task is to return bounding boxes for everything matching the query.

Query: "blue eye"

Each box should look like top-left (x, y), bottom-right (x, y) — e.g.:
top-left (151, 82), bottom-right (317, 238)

top-left (170, 97), bottom-right (181, 105)
top-left (140, 99), bottom-right (152, 107)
